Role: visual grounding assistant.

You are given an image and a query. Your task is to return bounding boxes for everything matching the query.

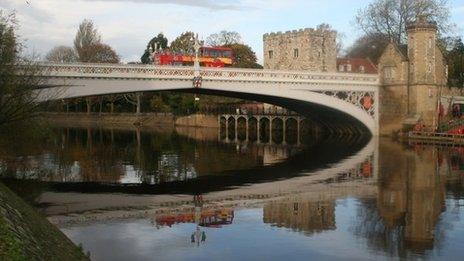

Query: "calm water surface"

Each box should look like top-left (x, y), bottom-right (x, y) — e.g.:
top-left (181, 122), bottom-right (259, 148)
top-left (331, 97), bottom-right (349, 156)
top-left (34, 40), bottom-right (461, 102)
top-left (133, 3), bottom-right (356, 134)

top-left (1, 125), bottom-right (463, 260)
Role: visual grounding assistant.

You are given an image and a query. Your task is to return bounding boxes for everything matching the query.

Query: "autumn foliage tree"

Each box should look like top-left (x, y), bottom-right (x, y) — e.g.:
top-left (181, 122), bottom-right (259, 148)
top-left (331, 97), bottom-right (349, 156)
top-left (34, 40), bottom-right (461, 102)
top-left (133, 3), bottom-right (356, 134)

top-left (45, 46), bottom-right (78, 63)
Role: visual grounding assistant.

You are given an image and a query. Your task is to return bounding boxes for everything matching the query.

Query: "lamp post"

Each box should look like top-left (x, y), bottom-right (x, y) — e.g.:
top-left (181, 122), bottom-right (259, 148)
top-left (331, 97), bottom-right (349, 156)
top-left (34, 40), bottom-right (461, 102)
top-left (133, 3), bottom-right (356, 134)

top-left (148, 45), bottom-right (154, 64)
top-left (194, 34), bottom-right (201, 77)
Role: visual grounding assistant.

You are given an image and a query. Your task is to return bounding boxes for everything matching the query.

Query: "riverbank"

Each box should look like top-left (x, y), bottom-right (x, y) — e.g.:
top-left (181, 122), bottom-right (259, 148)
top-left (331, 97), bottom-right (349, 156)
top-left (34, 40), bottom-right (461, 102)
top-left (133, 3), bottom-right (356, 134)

top-left (41, 112), bottom-right (220, 128)
top-left (0, 182), bottom-right (89, 260)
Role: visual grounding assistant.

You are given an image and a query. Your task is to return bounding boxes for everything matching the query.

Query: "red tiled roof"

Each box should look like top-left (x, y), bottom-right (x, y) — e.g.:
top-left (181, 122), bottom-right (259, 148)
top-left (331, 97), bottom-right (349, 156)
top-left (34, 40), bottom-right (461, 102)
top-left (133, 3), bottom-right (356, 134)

top-left (337, 58), bottom-right (378, 74)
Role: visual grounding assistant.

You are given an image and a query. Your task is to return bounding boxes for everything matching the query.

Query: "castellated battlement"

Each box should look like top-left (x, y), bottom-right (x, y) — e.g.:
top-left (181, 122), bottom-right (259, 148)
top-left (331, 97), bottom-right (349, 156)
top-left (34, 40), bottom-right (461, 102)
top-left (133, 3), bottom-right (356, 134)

top-left (263, 27), bottom-right (333, 39)
top-left (263, 27), bottom-right (337, 72)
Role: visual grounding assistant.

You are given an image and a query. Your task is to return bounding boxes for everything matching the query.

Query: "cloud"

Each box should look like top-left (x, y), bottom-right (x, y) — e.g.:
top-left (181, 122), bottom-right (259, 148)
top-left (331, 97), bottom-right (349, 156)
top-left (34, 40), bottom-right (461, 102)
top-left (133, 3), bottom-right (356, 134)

top-left (79, 0), bottom-right (244, 10)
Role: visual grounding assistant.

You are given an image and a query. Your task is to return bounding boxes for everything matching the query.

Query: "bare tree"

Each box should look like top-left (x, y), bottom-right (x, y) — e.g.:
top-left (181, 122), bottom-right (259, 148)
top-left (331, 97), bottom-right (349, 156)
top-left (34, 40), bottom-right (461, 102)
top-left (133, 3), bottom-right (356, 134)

top-left (0, 12), bottom-right (54, 127)
top-left (74, 19), bottom-right (101, 62)
top-left (355, 0), bottom-right (453, 45)
top-left (124, 93), bottom-right (142, 114)
top-left (316, 23), bottom-right (344, 57)
top-left (45, 46), bottom-right (78, 63)
top-left (346, 33), bottom-right (390, 63)
top-left (206, 31), bottom-right (242, 46)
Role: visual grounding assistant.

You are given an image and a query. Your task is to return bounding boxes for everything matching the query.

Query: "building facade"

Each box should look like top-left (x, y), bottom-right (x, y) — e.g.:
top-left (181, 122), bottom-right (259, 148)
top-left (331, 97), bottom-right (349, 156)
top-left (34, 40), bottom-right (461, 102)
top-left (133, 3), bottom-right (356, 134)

top-left (263, 28), bottom-right (337, 72)
top-left (377, 15), bottom-right (447, 134)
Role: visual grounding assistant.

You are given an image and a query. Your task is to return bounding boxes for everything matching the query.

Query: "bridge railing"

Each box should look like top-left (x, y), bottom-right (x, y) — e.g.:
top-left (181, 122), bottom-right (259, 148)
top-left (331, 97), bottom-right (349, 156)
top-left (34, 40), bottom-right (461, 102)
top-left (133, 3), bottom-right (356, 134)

top-left (37, 62), bottom-right (379, 85)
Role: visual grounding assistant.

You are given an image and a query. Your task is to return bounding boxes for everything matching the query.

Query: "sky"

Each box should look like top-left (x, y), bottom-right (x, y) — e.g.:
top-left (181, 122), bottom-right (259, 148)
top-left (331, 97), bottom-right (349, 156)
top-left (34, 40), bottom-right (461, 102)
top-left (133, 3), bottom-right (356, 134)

top-left (1, 0), bottom-right (464, 64)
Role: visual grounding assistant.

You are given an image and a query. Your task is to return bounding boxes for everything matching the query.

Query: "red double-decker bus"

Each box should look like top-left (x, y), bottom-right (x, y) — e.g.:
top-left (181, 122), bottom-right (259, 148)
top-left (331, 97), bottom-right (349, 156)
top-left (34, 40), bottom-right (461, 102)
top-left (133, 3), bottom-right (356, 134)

top-left (153, 46), bottom-right (234, 67)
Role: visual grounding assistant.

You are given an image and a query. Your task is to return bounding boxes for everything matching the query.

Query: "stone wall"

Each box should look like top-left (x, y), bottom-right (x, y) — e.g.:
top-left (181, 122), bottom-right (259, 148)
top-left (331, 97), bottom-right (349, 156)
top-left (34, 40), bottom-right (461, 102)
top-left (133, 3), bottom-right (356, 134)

top-left (175, 114), bottom-right (219, 128)
top-left (41, 112), bottom-right (175, 127)
top-left (263, 28), bottom-right (337, 72)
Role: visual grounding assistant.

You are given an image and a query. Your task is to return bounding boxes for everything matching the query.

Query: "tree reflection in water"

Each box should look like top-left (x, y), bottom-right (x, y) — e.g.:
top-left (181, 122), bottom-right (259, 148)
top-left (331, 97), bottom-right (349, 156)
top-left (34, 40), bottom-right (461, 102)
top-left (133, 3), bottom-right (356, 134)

top-left (0, 124), bottom-right (372, 195)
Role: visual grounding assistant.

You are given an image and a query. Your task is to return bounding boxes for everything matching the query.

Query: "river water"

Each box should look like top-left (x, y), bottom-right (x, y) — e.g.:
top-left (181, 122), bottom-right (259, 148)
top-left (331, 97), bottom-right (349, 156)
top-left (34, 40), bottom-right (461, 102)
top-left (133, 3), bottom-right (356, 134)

top-left (1, 124), bottom-right (463, 260)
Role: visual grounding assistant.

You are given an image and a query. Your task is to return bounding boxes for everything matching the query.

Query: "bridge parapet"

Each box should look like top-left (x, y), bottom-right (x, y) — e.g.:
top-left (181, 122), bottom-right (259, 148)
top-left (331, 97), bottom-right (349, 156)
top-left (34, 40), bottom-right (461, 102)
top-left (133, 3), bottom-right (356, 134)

top-left (38, 62), bottom-right (379, 87)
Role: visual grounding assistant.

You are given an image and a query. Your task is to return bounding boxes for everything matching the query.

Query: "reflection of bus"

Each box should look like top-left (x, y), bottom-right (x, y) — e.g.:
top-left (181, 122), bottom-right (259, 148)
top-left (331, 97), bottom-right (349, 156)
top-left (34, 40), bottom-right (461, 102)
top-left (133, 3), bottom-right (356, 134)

top-left (155, 208), bottom-right (234, 228)
top-left (153, 46), bottom-right (234, 67)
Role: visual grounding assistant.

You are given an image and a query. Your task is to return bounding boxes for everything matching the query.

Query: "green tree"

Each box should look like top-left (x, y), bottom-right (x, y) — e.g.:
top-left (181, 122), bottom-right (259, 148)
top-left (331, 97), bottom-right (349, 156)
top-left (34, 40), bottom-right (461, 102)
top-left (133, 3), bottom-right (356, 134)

top-left (141, 33), bottom-right (168, 64)
top-left (149, 94), bottom-right (170, 112)
top-left (224, 43), bottom-right (262, 69)
top-left (355, 0), bottom-right (452, 45)
top-left (445, 37), bottom-right (464, 88)
top-left (170, 31), bottom-right (196, 54)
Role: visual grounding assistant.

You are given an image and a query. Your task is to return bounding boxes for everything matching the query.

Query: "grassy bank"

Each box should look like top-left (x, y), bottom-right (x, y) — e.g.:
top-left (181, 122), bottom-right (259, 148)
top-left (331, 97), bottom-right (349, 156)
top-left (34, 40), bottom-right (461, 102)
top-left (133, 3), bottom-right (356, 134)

top-left (0, 182), bottom-right (89, 260)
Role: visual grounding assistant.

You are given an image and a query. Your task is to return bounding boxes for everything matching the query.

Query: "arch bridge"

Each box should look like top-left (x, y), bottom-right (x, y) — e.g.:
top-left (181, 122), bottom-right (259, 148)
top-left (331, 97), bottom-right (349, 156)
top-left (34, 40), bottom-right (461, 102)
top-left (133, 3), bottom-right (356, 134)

top-left (36, 63), bottom-right (380, 135)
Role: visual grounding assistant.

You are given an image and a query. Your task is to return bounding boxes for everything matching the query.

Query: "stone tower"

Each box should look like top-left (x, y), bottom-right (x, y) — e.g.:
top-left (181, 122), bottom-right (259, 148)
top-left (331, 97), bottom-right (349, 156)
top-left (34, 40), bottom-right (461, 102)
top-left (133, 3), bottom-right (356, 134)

top-left (263, 28), bottom-right (337, 72)
top-left (406, 15), bottom-right (446, 126)
top-left (377, 15), bottom-right (447, 134)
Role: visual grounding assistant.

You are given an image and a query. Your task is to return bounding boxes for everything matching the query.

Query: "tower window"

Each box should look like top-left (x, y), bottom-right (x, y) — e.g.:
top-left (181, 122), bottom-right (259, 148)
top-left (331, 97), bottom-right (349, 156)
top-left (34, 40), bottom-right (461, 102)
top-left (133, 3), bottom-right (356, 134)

top-left (268, 50), bottom-right (273, 59)
top-left (384, 66), bottom-right (395, 80)
top-left (293, 48), bottom-right (299, 58)
top-left (339, 64), bottom-right (344, 72)
top-left (359, 65), bottom-right (365, 73)
top-left (346, 64), bottom-right (352, 72)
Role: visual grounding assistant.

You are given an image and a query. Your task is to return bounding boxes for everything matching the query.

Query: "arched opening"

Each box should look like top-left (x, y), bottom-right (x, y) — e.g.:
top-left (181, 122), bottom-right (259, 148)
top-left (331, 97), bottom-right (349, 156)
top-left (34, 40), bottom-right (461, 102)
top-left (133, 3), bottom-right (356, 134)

top-left (248, 117), bottom-right (258, 142)
top-left (259, 117), bottom-right (270, 143)
top-left (285, 118), bottom-right (298, 145)
top-left (219, 116), bottom-right (227, 141)
top-left (227, 117), bottom-right (236, 141)
top-left (271, 117), bottom-right (283, 144)
top-left (237, 116), bottom-right (247, 141)
top-left (40, 81), bottom-right (374, 137)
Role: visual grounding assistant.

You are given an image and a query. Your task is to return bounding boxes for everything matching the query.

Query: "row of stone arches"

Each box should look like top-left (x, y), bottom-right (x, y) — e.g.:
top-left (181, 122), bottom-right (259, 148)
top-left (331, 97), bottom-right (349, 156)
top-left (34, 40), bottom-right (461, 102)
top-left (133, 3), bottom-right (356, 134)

top-left (219, 115), bottom-right (312, 145)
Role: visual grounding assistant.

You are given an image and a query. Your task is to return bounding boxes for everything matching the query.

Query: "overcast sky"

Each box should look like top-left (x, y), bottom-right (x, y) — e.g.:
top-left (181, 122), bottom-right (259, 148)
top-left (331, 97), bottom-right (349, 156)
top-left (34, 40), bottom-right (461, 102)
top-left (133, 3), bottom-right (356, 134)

top-left (2, 0), bottom-right (464, 63)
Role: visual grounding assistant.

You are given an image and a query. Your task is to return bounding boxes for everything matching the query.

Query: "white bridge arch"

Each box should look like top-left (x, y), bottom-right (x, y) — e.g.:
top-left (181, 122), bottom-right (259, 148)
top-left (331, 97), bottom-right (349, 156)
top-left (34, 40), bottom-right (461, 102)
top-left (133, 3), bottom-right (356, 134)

top-left (36, 63), bottom-right (380, 135)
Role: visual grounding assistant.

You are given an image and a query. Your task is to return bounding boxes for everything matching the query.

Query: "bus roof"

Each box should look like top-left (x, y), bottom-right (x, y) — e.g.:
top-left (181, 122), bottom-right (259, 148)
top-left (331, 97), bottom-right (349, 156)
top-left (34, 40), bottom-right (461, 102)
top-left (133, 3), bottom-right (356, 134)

top-left (202, 46), bottom-right (233, 51)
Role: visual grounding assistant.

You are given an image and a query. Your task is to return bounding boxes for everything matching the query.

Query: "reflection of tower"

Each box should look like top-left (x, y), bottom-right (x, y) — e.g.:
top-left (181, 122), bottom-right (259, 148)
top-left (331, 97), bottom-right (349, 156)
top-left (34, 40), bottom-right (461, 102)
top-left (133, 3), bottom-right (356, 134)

top-left (377, 142), bottom-right (446, 252)
top-left (404, 149), bottom-right (445, 249)
top-left (263, 200), bottom-right (336, 235)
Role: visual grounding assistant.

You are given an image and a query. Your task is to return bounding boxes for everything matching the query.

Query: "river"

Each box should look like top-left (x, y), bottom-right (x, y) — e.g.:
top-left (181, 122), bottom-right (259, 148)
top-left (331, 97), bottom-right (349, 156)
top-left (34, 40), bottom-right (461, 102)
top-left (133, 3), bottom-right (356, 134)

top-left (0, 124), bottom-right (463, 260)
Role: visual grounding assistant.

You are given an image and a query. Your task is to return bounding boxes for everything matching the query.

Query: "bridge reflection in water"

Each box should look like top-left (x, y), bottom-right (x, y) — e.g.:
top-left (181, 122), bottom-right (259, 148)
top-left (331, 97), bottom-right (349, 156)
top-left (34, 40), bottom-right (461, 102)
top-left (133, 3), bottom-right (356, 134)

top-left (2, 123), bottom-right (464, 259)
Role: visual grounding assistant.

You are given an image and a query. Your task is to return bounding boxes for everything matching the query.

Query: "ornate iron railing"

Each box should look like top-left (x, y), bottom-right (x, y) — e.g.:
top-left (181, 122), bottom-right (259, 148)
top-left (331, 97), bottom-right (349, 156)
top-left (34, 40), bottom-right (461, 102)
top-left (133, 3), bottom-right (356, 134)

top-left (37, 62), bottom-right (379, 85)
